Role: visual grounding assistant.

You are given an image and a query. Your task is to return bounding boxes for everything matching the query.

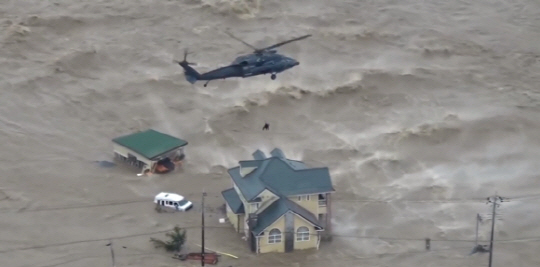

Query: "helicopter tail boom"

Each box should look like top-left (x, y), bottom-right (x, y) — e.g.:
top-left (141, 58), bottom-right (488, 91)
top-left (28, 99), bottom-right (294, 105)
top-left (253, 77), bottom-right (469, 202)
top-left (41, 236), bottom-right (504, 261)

top-left (176, 49), bottom-right (200, 84)
top-left (181, 65), bottom-right (200, 84)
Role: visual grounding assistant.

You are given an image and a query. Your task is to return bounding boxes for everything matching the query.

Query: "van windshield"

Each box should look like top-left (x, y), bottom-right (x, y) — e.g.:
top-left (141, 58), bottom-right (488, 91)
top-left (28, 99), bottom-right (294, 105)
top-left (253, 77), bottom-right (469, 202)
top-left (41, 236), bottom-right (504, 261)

top-left (178, 199), bottom-right (189, 206)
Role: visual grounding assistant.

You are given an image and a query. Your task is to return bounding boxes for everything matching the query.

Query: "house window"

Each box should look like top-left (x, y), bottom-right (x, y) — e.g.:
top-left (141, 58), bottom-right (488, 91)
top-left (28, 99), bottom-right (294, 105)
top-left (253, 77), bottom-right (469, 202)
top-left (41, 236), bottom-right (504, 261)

top-left (296, 226), bottom-right (310, 241)
top-left (318, 194), bottom-right (327, 206)
top-left (297, 195), bottom-right (310, 201)
top-left (268, 228), bottom-right (282, 244)
top-left (250, 203), bottom-right (260, 210)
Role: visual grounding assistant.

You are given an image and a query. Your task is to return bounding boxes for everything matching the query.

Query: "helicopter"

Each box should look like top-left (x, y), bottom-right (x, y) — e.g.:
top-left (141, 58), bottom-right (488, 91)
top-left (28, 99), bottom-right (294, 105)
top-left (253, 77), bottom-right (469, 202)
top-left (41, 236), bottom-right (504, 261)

top-left (176, 32), bottom-right (312, 87)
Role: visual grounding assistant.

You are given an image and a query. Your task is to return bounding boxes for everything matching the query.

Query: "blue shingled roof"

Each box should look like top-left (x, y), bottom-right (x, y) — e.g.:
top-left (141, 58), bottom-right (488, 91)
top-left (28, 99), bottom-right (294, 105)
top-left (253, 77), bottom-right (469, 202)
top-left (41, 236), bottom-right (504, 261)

top-left (221, 188), bottom-right (244, 214)
top-left (228, 148), bottom-right (335, 202)
top-left (251, 197), bottom-right (323, 235)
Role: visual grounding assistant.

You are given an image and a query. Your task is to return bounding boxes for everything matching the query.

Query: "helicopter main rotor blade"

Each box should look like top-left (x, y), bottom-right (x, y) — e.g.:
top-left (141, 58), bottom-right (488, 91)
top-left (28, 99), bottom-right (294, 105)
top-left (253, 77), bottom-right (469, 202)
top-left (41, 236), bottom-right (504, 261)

top-left (224, 31), bottom-right (259, 51)
top-left (256, 34), bottom-right (312, 53)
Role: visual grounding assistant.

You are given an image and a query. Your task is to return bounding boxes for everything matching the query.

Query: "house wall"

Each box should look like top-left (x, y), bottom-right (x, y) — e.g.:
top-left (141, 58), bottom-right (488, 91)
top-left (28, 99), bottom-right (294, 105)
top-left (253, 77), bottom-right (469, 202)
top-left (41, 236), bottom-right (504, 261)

top-left (238, 214), bottom-right (245, 233)
top-left (230, 182), bottom-right (250, 236)
top-left (293, 214), bottom-right (319, 250)
top-left (257, 213), bottom-right (319, 254)
top-left (232, 185), bottom-right (277, 216)
top-left (257, 189), bottom-right (277, 202)
top-left (258, 215), bottom-right (285, 253)
top-left (288, 194), bottom-right (318, 215)
top-left (288, 193), bottom-right (332, 215)
top-left (113, 143), bottom-right (153, 169)
top-left (255, 189), bottom-right (278, 213)
top-left (156, 147), bottom-right (185, 161)
top-left (318, 199), bottom-right (327, 214)
top-left (225, 203), bottom-right (239, 232)
top-left (244, 218), bottom-right (250, 238)
top-left (233, 182), bottom-right (249, 237)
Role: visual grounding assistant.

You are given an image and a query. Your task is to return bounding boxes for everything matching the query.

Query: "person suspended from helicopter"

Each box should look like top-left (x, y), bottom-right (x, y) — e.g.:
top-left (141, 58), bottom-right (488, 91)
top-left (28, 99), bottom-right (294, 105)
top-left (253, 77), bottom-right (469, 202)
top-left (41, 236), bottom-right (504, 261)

top-left (175, 31), bottom-right (311, 87)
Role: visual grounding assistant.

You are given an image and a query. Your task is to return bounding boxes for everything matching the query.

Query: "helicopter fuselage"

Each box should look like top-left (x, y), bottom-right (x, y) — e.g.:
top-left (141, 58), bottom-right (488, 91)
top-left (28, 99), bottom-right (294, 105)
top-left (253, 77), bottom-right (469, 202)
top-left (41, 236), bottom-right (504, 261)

top-left (229, 52), bottom-right (299, 77)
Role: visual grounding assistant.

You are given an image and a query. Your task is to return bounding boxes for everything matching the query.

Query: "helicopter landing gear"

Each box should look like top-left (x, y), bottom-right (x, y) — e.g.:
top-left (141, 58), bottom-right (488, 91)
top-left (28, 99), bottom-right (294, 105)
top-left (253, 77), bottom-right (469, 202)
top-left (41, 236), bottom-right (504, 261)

top-left (271, 74), bottom-right (276, 80)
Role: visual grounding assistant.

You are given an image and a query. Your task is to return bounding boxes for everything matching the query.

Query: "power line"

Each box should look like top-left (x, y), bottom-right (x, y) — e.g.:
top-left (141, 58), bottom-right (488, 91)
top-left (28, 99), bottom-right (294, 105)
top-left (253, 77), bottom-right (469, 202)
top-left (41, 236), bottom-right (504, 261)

top-left (0, 228), bottom-right (178, 254)
top-left (0, 191), bottom-right (224, 213)
top-left (0, 199), bottom-right (150, 213)
top-left (3, 224), bottom-right (540, 255)
top-left (2, 192), bottom-right (539, 214)
top-left (26, 245), bottom-right (478, 267)
top-left (20, 251), bottom-right (171, 267)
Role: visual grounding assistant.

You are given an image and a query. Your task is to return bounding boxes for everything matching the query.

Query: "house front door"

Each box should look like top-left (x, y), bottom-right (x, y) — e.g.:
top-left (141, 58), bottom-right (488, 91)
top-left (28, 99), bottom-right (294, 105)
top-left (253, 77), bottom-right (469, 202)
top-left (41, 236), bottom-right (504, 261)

top-left (284, 212), bottom-right (294, 252)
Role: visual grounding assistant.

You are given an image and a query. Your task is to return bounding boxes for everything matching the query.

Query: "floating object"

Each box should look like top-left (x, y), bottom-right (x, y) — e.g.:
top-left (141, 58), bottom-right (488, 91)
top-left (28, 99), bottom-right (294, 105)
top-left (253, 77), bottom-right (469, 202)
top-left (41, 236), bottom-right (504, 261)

top-left (194, 244), bottom-right (239, 259)
top-left (154, 192), bottom-right (193, 212)
top-left (219, 218), bottom-right (226, 223)
top-left (94, 160), bottom-right (116, 168)
top-left (172, 252), bottom-right (219, 264)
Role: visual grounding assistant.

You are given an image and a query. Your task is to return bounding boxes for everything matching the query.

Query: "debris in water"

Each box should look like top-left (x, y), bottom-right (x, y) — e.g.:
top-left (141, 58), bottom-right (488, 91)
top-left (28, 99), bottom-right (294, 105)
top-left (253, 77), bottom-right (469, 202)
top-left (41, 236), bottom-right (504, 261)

top-left (94, 160), bottom-right (116, 168)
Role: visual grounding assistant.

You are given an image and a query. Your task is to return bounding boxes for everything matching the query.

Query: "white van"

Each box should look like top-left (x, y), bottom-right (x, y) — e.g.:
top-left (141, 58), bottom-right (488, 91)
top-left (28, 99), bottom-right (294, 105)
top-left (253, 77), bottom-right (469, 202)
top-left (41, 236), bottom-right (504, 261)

top-left (154, 192), bottom-right (193, 211)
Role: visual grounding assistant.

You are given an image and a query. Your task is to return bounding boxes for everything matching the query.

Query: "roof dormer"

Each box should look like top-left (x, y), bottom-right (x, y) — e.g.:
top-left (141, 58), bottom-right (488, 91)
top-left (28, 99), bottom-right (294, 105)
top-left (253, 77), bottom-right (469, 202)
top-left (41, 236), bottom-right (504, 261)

top-left (239, 160), bottom-right (259, 177)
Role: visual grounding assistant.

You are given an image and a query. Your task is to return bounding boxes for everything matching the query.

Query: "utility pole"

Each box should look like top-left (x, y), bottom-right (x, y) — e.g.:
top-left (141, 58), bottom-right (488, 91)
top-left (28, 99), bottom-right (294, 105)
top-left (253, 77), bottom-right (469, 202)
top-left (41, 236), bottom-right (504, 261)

top-left (106, 240), bottom-right (115, 267)
top-left (487, 195), bottom-right (505, 267)
top-left (475, 213), bottom-right (482, 246)
top-left (201, 190), bottom-right (207, 267)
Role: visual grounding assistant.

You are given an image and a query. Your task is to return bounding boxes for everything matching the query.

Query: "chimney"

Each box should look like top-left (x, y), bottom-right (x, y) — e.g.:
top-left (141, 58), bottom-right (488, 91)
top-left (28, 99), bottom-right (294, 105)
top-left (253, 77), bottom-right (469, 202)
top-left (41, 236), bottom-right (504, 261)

top-left (270, 148), bottom-right (286, 159)
top-left (252, 149), bottom-right (266, 160)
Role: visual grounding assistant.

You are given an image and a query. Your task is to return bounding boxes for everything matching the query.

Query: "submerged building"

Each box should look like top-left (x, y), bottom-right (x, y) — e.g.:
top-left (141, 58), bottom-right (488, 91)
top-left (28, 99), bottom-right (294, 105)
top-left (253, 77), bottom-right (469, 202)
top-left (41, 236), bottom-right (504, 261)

top-left (112, 129), bottom-right (188, 175)
top-left (221, 148), bottom-right (335, 254)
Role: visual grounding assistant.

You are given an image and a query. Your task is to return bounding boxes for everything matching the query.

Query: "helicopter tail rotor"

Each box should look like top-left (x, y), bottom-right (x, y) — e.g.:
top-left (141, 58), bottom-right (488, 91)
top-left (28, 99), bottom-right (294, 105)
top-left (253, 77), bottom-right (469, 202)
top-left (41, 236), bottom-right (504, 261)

top-left (175, 48), bottom-right (201, 85)
top-left (175, 48), bottom-right (197, 66)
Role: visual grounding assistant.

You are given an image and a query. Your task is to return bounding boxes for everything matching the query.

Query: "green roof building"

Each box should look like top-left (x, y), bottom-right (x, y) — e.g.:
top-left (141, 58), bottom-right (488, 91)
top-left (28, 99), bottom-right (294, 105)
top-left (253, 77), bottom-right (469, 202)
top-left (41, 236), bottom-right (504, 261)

top-left (112, 129), bottom-right (188, 174)
top-left (221, 148), bottom-right (335, 254)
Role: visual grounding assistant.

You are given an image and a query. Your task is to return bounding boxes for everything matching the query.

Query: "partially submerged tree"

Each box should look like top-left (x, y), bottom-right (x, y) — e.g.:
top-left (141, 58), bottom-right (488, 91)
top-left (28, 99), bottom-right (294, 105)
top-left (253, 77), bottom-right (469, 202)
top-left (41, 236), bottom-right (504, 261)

top-left (150, 226), bottom-right (186, 252)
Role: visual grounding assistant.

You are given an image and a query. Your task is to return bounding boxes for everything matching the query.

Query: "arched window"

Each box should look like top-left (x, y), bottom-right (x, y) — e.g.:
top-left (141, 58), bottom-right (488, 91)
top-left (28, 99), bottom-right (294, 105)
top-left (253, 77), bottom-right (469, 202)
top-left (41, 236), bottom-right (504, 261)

top-left (268, 228), bottom-right (282, 244)
top-left (296, 226), bottom-right (310, 241)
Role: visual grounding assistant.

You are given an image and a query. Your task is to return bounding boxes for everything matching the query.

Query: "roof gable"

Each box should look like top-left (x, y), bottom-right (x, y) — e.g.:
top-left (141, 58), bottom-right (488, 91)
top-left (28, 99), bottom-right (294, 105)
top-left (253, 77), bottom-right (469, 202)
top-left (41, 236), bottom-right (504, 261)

top-left (251, 197), bottom-right (323, 235)
top-left (112, 129), bottom-right (188, 160)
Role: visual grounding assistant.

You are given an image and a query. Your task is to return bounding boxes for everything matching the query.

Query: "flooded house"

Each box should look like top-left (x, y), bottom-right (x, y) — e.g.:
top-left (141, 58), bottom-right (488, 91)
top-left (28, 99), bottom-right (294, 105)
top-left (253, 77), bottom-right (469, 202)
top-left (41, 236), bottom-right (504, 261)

top-left (112, 129), bottom-right (188, 175)
top-left (221, 148), bottom-right (335, 254)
